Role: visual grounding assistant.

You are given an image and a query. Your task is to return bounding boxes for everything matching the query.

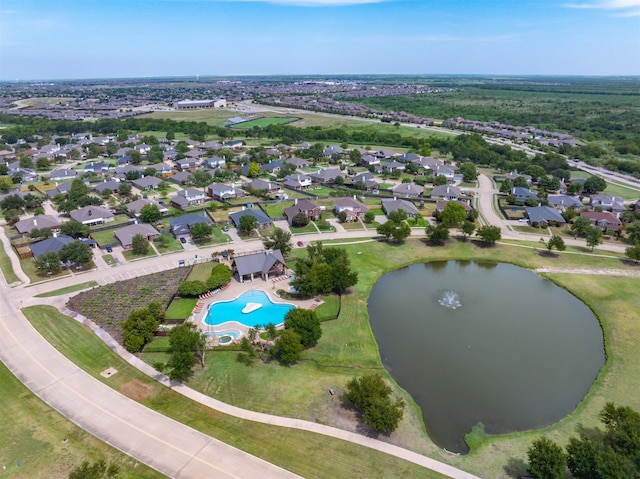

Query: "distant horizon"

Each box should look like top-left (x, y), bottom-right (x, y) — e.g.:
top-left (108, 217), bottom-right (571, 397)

top-left (3, 73), bottom-right (640, 84)
top-left (1, 0), bottom-right (639, 80)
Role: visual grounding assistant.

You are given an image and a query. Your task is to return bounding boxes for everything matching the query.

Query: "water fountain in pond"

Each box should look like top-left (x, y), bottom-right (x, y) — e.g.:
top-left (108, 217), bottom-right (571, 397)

top-left (439, 291), bottom-right (461, 310)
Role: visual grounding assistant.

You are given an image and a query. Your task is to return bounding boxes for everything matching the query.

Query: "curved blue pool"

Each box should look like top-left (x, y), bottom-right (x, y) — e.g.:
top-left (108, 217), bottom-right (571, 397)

top-left (204, 290), bottom-right (294, 327)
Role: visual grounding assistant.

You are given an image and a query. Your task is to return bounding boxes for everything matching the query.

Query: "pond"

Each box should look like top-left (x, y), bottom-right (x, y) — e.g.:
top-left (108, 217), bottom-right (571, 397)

top-left (367, 261), bottom-right (605, 453)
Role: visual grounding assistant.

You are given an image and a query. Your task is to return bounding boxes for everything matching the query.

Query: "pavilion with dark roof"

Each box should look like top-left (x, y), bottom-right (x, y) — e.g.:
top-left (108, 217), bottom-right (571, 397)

top-left (231, 250), bottom-right (289, 283)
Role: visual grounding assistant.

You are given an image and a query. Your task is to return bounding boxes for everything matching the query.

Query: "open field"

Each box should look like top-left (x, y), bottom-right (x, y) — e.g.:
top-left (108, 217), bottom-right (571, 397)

top-left (0, 242), bottom-right (20, 284)
top-left (229, 116), bottom-right (300, 129)
top-left (34, 281), bottom-right (98, 297)
top-left (23, 305), bottom-right (448, 479)
top-left (0, 360), bottom-right (165, 479)
top-left (140, 109), bottom-right (238, 126)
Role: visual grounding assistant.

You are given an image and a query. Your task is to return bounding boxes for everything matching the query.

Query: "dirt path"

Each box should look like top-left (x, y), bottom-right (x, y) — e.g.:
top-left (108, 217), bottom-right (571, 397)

top-left (535, 267), bottom-right (640, 276)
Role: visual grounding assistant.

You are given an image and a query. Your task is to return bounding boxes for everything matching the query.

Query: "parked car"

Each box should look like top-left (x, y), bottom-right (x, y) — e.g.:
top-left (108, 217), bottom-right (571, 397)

top-left (297, 241), bottom-right (304, 247)
top-left (180, 237), bottom-right (187, 243)
top-left (222, 225), bottom-right (229, 232)
top-left (105, 245), bottom-right (113, 253)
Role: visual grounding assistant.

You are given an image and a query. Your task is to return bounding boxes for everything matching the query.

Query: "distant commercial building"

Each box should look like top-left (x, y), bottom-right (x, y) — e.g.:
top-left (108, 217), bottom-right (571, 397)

top-left (173, 98), bottom-right (226, 109)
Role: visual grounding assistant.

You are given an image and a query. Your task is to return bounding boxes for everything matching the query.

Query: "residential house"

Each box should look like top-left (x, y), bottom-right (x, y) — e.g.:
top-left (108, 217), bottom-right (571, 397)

top-left (589, 194), bottom-right (626, 214)
top-left (505, 172), bottom-right (533, 185)
top-left (232, 250), bottom-right (289, 283)
top-left (323, 145), bottom-right (343, 158)
top-left (203, 156), bottom-right (226, 169)
top-left (147, 163), bottom-right (173, 175)
top-left (547, 195), bottom-right (583, 211)
top-left (525, 206), bottom-right (567, 226)
top-left (45, 181), bottom-right (73, 199)
top-left (169, 213), bottom-right (213, 240)
top-left (229, 208), bottom-right (273, 230)
top-left (93, 180), bottom-right (121, 194)
top-left (84, 161), bottom-right (110, 174)
top-left (381, 160), bottom-right (406, 173)
top-left (391, 182), bottom-right (423, 197)
top-left (435, 201), bottom-right (472, 214)
top-left (168, 171), bottom-right (195, 185)
top-left (413, 157), bottom-right (444, 170)
top-left (49, 168), bottom-right (77, 182)
top-left (284, 199), bottom-right (322, 225)
top-left (431, 185), bottom-right (461, 201)
top-left (70, 206), bottom-right (115, 226)
top-left (15, 215), bottom-right (61, 236)
top-left (283, 173), bottom-right (312, 190)
top-left (124, 198), bottom-right (168, 217)
top-left (397, 153), bottom-right (421, 163)
top-left (361, 155), bottom-right (381, 169)
top-left (132, 176), bottom-right (162, 191)
top-left (176, 158), bottom-right (201, 171)
top-left (374, 149), bottom-right (397, 159)
top-left (350, 172), bottom-right (378, 191)
top-left (115, 165), bottom-right (143, 180)
top-left (29, 235), bottom-right (74, 258)
top-left (243, 179), bottom-right (279, 192)
top-left (284, 157), bottom-right (310, 168)
top-left (511, 187), bottom-right (540, 204)
top-left (431, 164), bottom-right (456, 181)
top-left (207, 183), bottom-right (245, 200)
top-left (171, 188), bottom-right (207, 210)
top-left (263, 161), bottom-right (286, 175)
top-left (334, 197), bottom-right (368, 221)
top-left (580, 211), bottom-right (623, 233)
top-left (114, 223), bottom-right (160, 249)
top-left (381, 198), bottom-right (420, 217)
top-left (134, 143), bottom-right (152, 155)
top-left (310, 168), bottom-right (342, 184)
top-left (223, 140), bottom-right (243, 149)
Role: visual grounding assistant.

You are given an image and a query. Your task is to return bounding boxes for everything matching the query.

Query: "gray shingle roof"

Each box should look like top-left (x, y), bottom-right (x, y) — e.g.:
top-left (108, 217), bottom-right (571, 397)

top-left (234, 250), bottom-right (286, 277)
top-left (29, 235), bottom-right (74, 258)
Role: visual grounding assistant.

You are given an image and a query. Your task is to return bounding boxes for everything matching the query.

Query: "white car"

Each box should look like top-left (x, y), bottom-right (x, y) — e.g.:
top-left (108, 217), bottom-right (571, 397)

top-left (518, 218), bottom-right (529, 223)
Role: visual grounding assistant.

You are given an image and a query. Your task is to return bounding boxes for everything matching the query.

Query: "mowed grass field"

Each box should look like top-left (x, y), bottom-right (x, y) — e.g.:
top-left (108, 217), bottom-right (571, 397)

top-left (228, 116), bottom-right (300, 129)
top-left (0, 360), bottom-right (165, 479)
top-left (22, 305), bottom-right (448, 479)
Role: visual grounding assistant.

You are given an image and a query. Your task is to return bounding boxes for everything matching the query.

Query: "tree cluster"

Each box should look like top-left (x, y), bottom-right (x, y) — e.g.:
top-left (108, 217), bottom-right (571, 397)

top-left (526, 403), bottom-right (640, 479)
top-left (345, 372), bottom-right (406, 434)
top-left (121, 302), bottom-right (164, 353)
top-left (177, 264), bottom-right (232, 297)
top-left (377, 209), bottom-right (411, 242)
top-left (34, 241), bottom-right (93, 275)
top-left (290, 243), bottom-right (358, 296)
top-left (261, 227), bottom-right (292, 257)
top-left (164, 323), bottom-right (206, 381)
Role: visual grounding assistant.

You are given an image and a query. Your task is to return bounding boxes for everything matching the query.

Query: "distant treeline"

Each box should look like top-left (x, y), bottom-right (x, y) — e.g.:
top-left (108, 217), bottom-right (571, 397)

top-left (1, 114), bottom-right (638, 177)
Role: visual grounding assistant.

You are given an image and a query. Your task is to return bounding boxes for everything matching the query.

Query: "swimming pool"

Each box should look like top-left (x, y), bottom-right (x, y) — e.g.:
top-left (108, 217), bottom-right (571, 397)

top-left (204, 290), bottom-right (295, 327)
top-left (203, 329), bottom-right (242, 340)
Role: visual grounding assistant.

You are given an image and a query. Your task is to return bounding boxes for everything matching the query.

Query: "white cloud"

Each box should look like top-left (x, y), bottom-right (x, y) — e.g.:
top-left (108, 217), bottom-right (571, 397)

top-left (564, 0), bottom-right (640, 16)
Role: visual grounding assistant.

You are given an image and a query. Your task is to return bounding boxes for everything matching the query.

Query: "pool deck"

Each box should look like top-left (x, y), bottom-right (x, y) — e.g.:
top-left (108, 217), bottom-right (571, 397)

top-left (190, 278), bottom-right (322, 344)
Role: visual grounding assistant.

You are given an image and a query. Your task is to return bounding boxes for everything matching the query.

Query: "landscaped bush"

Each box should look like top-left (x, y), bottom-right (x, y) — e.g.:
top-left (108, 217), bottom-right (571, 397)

top-left (178, 280), bottom-right (208, 297)
top-left (206, 263), bottom-right (232, 290)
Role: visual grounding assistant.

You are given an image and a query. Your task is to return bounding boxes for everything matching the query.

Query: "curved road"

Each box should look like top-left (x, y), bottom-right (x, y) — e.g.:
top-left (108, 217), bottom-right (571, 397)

top-left (1, 171), bottom-right (635, 478)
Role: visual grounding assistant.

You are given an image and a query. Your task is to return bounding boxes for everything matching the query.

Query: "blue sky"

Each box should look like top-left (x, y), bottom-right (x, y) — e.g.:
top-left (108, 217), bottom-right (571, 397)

top-left (0, 0), bottom-right (638, 80)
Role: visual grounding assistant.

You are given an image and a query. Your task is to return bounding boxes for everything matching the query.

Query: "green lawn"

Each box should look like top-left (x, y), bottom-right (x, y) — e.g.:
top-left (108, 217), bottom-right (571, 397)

top-left (22, 305), bottom-right (446, 479)
top-left (165, 298), bottom-right (198, 319)
top-left (20, 257), bottom-right (71, 283)
top-left (290, 223), bottom-right (318, 234)
top-left (154, 235), bottom-right (184, 254)
top-left (0, 241), bottom-right (20, 284)
top-left (341, 221), bottom-right (366, 231)
top-left (186, 262), bottom-right (213, 282)
top-left (122, 249), bottom-right (156, 261)
top-left (102, 254), bottom-right (116, 266)
top-left (0, 360), bottom-right (166, 479)
top-left (90, 229), bottom-right (116, 246)
top-left (34, 281), bottom-right (98, 297)
top-left (307, 186), bottom-right (337, 197)
top-left (261, 201), bottom-right (295, 219)
top-left (228, 116), bottom-right (300, 129)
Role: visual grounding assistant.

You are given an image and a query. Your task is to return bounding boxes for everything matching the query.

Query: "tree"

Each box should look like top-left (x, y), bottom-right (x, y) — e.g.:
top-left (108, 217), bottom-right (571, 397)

top-left (190, 221), bottom-right (212, 240)
top-left (626, 223), bottom-right (640, 244)
top-left (388, 209), bottom-right (407, 224)
top-left (377, 220), bottom-right (396, 240)
top-left (167, 323), bottom-right (206, 381)
top-left (29, 227), bottom-right (53, 240)
top-left (193, 170), bottom-right (213, 189)
top-left (460, 220), bottom-right (476, 241)
top-left (364, 210), bottom-right (375, 224)
top-left (291, 243), bottom-right (358, 296)
top-left (567, 182), bottom-right (583, 195)
top-left (527, 436), bottom-right (567, 479)
top-left (0, 175), bottom-right (14, 191)
top-left (345, 372), bottom-right (405, 434)
top-left (138, 203), bottom-right (162, 223)
top-left (459, 162), bottom-right (477, 182)
top-left (476, 225), bottom-right (501, 245)
top-left (542, 235), bottom-right (566, 254)
top-left (178, 280), bottom-right (208, 297)
top-left (131, 233), bottom-right (149, 255)
top-left (262, 227), bottom-right (292, 257)
top-left (427, 224), bottom-right (450, 244)
top-left (58, 241), bottom-right (93, 268)
top-left (291, 212), bottom-right (309, 227)
top-left (600, 402), bottom-right (640, 467)
top-left (166, 130), bottom-right (175, 141)
top-left (513, 176), bottom-right (529, 188)
top-left (284, 308), bottom-right (322, 347)
top-left (583, 176), bottom-right (607, 195)
top-left (206, 263), bottom-right (232, 290)
top-left (433, 174), bottom-right (448, 186)
top-left (625, 244), bottom-right (640, 263)
top-left (270, 329), bottom-right (304, 365)
top-left (118, 182), bottom-right (132, 197)
top-left (500, 178), bottom-right (513, 194)
top-left (60, 219), bottom-right (90, 238)
top-left (68, 459), bottom-right (119, 479)
top-left (34, 252), bottom-right (61, 275)
top-left (36, 157), bottom-right (51, 170)
top-left (571, 216), bottom-right (593, 238)
top-left (122, 307), bottom-right (160, 353)
top-left (439, 201), bottom-right (467, 227)
top-left (585, 226), bottom-right (603, 252)
top-left (239, 214), bottom-right (258, 234)
top-left (247, 162), bottom-right (261, 178)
